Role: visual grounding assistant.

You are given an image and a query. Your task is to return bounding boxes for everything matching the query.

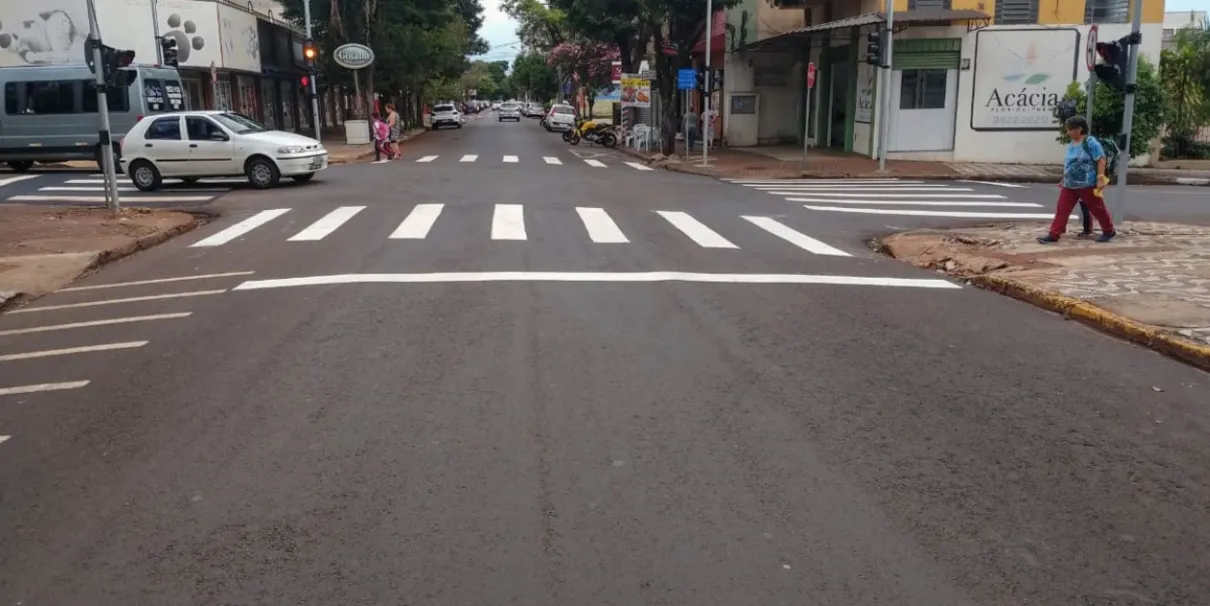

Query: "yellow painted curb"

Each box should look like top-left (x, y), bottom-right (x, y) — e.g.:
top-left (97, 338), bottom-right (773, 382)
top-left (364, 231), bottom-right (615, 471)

top-left (970, 274), bottom-right (1210, 372)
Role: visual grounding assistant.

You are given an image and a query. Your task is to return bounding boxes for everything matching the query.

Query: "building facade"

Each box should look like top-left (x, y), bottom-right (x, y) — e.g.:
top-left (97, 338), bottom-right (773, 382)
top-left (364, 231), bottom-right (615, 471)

top-left (720, 0), bottom-right (1167, 165)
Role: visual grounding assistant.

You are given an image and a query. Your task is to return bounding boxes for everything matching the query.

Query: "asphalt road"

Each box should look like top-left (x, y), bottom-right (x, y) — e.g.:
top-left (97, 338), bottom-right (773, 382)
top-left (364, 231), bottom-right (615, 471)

top-left (2, 113), bottom-right (1209, 605)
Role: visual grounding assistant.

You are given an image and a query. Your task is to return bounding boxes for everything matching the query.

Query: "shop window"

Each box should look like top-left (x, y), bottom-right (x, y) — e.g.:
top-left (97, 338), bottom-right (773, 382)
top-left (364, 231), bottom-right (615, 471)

top-left (994, 0), bottom-right (1038, 24)
top-left (1084, 0), bottom-right (1129, 23)
top-left (899, 69), bottom-right (948, 110)
top-left (909, 0), bottom-right (951, 8)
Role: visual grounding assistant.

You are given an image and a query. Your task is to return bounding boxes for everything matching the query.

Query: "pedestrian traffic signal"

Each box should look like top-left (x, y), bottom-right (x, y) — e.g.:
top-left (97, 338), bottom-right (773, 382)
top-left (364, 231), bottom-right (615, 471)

top-left (866, 28), bottom-right (883, 67)
top-left (303, 39), bottom-right (318, 70)
top-left (161, 36), bottom-right (179, 67)
top-left (300, 75), bottom-right (311, 89)
top-left (104, 48), bottom-right (137, 89)
top-left (1094, 40), bottom-right (1127, 90)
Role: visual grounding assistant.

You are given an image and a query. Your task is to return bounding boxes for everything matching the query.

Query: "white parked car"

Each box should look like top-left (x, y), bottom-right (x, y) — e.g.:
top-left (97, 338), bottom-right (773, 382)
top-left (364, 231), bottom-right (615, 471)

top-left (119, 111), bottom-right (327, 191)
top-left (498, 102), bottom-right (522, 122)
top-left (545, 104), bottom-right (577, 131)
top-left (431, 103), bottom-right (462, 130)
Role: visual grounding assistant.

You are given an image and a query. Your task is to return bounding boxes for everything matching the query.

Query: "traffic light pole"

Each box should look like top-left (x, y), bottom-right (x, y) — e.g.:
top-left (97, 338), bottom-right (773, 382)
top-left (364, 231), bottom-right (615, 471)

top-left (85, 0), bottom-right (120, 212)
top-left (877, 0), bottom-right (894, 172)
top-left (1111, 0), bottom-right (1143, 226)
top-left (150, 0), bottom-right (163, 64)
top-left (303, 0), bottom-right (322, 144)
top-left (700, 0), bottom-right (713, 168)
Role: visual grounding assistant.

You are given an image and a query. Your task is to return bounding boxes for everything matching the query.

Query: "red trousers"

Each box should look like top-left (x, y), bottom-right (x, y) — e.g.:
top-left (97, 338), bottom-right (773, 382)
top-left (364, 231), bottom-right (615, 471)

top-left (1049, 186), bottom-right (1114, 238)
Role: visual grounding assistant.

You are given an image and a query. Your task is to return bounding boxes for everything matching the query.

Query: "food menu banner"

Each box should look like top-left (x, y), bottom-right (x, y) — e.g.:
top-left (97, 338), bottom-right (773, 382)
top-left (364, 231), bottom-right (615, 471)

top-left (620, 77), bottom-right (651, 108)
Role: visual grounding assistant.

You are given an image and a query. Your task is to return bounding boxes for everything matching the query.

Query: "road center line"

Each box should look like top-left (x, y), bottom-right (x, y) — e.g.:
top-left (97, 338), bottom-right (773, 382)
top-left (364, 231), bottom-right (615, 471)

top-left (741, 216), bottom-right (850, 257)
top-left (0, 312), bottom-right (192, 336)
top-left (0, 381), bottom-right (91, 397)
top-left (231, 272), bottom-right (961, 290)
top-left (191, 209), bottom-right (290, 247)
top-left (288, 206), bottom-right (366, 241)
top-left (60, 271), bottom-right (255, 292)
top-left (491, 204), bottom-right (527, 240)
top-left (575, 207), bottom-right (629, 243)
top-left (0, 341), bottom-right (149, 362)
top-left (9, 290), bottom-right (225, 314)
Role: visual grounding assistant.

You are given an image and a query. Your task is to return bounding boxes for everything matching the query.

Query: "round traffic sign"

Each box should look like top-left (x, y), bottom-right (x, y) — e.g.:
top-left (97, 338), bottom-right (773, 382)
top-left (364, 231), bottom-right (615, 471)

top-left (1086, 25), bottom-right (1099, 71)
top-left (806, 62), bottom-right (817, 89)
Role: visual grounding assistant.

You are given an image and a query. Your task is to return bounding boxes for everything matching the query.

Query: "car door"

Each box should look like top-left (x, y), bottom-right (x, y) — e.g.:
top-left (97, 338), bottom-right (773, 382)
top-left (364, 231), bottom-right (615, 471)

top-left (140, 116), bottom-right (192, 176)
top-left (185, 116), bottom-right (236, 175)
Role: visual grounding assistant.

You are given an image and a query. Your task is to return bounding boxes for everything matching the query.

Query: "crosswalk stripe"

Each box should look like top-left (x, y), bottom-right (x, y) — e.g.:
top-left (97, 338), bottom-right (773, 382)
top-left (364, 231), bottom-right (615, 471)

top-left (656, 211), bottom-right (738, 249)
top-left (625, 162), bottom-right (653, 171)
top-left (752, 186), bottom-right (963, 191)
top-left (803, 205), bottom-right (1075, 219)
top-left (289, 206), bottom-right (366, 241)
top-left (584, 159), bottom-right (607, 168)
top-left (503, 155), bottom-right (519, 163)
top-left (774, 192), bottom-right (1006, 199)
top-left (0, 312), bottom-right (191, 336)
top-left (0, 341), bottom-right (148, 362)
top-left (191, 208), bottom-right (290, 247)
top-left (733, 180), bottom-right (911, 185)
top-left (0, 381), bottom-right (91, 397)
top-left (543, 157), bottom-right (562, 165)
top-left (10, 289), bottom-right (225, 313)
top-left (575, 207), bottom-right (629, 243)
top-left (67, 178), bottom-right (245, 184)
top-left (390, 203), bottom-right (444, 239)
top-left (784, 198), bottom-right (1041, 207)
top-left (742, 216), bottom-right (850, 257)
top-left (39, 186), bottom-right (229, 192)
top-left (492, 204), bottom-right (527, 240)
top-left (7, 195), bottom-right (216, 203)
top-left (460, 155), bottom-right (478, 162)
top-left (0, 175), bottom-right (42, 187)
top-left (416, 155), bottom-right (438, 163)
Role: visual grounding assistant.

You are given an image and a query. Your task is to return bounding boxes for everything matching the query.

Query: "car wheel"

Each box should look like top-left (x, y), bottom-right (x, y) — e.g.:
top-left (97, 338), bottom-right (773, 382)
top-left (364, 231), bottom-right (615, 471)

top-left (245, 156), bottom-right (281, 189)
top-left (128, 160), bottom-right (162, 192)
top-left (457, 124), bottom-right (462, 129)
top-left (6, 160), bottom-right (34, 172)
top-left (292, 173), bottom-right (316, 183)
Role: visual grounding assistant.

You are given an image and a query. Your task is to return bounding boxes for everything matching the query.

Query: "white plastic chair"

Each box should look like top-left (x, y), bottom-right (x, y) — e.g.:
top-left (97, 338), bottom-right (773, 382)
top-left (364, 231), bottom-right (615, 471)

top-left (633, 124), bottom-right (652, 151)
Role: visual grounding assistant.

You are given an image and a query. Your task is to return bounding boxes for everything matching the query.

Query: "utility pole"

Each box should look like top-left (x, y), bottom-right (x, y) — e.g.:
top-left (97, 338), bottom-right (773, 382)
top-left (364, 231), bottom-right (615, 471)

top-left (877, 0), bottom-right (894, 172)
top-left (150, 0), bottom-right (163, 64)
top-left (1111, 0), bottom-right (1144, 226)
top-left (86, 0), bottom-right (121, 212)
top-left (303, 0), bottom-right (322, 143)
top-left (701, 0), bottom-right (713, 168)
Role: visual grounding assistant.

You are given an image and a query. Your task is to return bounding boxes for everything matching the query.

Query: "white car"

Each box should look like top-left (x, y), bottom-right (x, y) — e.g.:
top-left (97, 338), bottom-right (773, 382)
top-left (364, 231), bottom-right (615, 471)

top-left (498, 102), bottom-right (522, 122)
top-left (431, 103), bottom-right (462, 130)
top-left (119, 111), bottom-right (327, 191)
top-left (545, 104), bottom-right (577, 131)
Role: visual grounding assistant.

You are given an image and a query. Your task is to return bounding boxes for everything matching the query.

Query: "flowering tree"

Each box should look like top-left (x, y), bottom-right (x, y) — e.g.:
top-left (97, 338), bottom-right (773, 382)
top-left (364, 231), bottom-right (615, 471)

top-left (548, 40), bottom-right (619, 106)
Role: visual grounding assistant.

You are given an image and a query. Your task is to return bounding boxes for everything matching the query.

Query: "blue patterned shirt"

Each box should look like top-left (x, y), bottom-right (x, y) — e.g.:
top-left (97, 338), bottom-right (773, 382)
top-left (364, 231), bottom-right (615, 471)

top-left (1063, 136), bottom-right (1105, 189)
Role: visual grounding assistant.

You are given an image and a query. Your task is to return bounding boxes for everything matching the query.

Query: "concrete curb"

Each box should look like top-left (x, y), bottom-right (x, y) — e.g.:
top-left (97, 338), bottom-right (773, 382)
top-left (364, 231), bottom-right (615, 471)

top-left (0, 213), bottom-right (207, 314)
top-left (969, 273), bottom-right (1210, 372)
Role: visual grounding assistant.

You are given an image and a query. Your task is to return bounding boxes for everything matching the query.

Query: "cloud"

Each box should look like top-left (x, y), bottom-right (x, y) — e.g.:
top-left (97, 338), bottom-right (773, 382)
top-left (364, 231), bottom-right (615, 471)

top-left (471, 0), bottom-right (520, 62)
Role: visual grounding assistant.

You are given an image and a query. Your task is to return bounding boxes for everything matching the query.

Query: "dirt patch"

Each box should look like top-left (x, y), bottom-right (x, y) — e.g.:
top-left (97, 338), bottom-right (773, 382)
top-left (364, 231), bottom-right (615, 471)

top-left (0, 206), bottom-right (196, 257)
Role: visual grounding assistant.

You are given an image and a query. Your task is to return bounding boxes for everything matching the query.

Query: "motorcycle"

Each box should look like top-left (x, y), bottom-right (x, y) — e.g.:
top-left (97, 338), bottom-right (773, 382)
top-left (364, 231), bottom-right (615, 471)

top-left (565, 118), bottom-right (617, 148)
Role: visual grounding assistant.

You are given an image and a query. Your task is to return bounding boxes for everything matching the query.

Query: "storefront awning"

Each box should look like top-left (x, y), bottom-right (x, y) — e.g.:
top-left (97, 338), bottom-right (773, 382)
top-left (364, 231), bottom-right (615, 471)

top-left (738, 8), bottom-right (990, 53)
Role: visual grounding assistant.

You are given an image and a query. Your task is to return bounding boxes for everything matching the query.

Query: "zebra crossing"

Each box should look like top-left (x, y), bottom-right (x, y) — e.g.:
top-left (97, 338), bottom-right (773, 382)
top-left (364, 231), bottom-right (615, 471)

top-left (2, 173), bottom-right (235, 205)
top-left (383, 154), bottom-right (654, 170)
top-left (726, 178), bottom-right (1068, 220)
top-left (188, 203), bottom-right (852, 257)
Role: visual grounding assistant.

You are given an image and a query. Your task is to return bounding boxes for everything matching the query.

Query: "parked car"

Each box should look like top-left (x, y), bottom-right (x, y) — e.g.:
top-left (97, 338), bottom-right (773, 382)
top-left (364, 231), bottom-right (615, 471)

top-left (498, 102), bottom-right (522, 122)
top-left (545, 104), bottom-right (577, 132)
top-left (119, 110), bottom-right (327, 191)
top-left (430, 103), bottom-right (463, 129)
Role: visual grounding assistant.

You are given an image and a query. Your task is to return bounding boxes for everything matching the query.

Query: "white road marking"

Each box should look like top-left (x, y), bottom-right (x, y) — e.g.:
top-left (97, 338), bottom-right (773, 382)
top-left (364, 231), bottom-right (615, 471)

top-left (584, 159), bottom-right (607, 168)
top-left (191, 208), bottom-right (290, 247)
top-left (958, 180), bottom-right (1029, 188)
top-left (8, 195), bottom-right (217, 203)
top-left (38, 186), bottom-right (229, 192)
top-left (460, 154), bottom-right (478, 162)
top-left (752, 186), bottom-right (965, 192)
top-left (0, 175), bottom-right (42, 187)
top-left (232, 272), bottom-right (961, 290)
top-left (0, 312), bottom-right (192, 336)
top-left (543, 157), bottom-right (563, 165)
top-left (625, 162), bottom-right (653, 171)
top-left (785, 198), bottom-right (1041, 207)
top-left (741, 216), bottom-right (850, 257)
top-left (288, 206), bottom-right (365, 241)
top-left (772, 192), bottom-right (1006, 199)
top-left (0, 341), bottom-right (148, 362)
top-left (9, 289), bottom-right (225, 314)
top-left (0, 381), bottom-right (91, 397)
top-left (60, 271), bottom-right (255, 292)
top-left (492, 204), bottom-right (527, 240)
top-left (503, 155), bottom-right (519, 163)
top-left (68, 177), bottom-right (245, 184)
top-left (390, 203), bottom-right (444, 239)
top-left (803, 205), bottom-right (1076, 219)
top-left (575, 207), bottom-right (629, 243)
top-left (656, 211), bottom-right (738, 249)
top-left (0, 436), bottom-right (9, 445)
top-left (416, 155), bottom-right (439, 162)
top-left (733, 180), bottom-right (911, 185)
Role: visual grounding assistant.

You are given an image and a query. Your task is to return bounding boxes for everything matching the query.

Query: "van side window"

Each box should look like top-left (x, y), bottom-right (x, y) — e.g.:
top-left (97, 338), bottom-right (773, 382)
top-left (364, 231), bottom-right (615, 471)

top-left (4, 81), bottom-right (77, 114)
top-left (146, 116), bottom-right (182, 140)
top-left (83, 82), bottom-right (131, 113)
top-left (144, 78), bottom-right (167, 112)
top-left (3, 83), bottom-right (16, 115)
top-left (164, 82), bottom-right (186, 111)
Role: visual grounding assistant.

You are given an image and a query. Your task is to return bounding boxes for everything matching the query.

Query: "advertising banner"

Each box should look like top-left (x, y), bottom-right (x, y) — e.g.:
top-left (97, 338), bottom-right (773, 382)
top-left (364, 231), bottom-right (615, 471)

top-left (619, 76), bottom-right (651, 108)
top-left (971, 28), bottom-right (1079, 131)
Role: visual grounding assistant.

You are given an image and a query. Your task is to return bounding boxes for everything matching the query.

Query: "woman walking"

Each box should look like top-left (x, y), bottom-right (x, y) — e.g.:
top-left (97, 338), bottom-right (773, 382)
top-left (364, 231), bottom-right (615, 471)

top-left (1037, 116), bottom-right (1116, 244)
top-left (385, 103), bottom-right (402, 160)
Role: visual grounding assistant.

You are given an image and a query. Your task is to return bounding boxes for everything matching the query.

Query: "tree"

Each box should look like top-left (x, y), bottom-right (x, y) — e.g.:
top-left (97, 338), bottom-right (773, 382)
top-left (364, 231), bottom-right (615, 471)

top-left (501, 0), bottom-right (568, 51)
top-left (548, 40), bottom-right (618, 107)
top-left (1056, 56), bottom-right (1165, 159)
top-left (511, 51), bottom-right (559, 101)
top-left (1159, 28), bottom-right (1210, 159)
top-left (549, 0), bottom-right (651, 73)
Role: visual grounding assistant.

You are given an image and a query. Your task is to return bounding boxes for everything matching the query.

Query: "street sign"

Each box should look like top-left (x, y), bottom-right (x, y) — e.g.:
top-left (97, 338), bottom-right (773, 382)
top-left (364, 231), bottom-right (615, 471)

top-left (677, 68), bottom-right (696, 90)
top-left (806, 62), bottom-right (817, 89)
top-left (1086, 25), bottom-right (1099, 71)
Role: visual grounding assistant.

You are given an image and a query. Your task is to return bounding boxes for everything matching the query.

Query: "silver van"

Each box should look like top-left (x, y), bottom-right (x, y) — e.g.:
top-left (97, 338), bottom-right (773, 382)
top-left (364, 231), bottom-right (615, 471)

top-left (0, 64), bottom-right (187, 172)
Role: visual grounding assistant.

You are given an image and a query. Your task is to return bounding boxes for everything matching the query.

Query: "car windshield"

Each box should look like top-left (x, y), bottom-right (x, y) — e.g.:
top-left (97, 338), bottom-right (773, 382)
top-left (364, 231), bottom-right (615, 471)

top-left (434, 105), bottom-right (455, 113)
top-left (213, 112), bottom-right (271, 135)
top-left (502, 104), bottom-right (518, 110)
top-left (553, 107), bottom-right (574, 114)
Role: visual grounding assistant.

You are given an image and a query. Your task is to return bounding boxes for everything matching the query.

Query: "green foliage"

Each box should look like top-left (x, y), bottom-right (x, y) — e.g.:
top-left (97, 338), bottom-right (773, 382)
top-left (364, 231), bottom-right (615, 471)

top-left (510, 52), bottom-right (559, 101)
top-left (1055, 57), bottom-right (1164, 158)
top-left (1159, 28), bottom-right (1210, 159)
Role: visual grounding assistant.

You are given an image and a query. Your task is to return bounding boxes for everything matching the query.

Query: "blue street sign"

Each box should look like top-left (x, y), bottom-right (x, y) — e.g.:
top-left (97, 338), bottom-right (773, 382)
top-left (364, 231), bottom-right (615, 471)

top-left (677, 68), bottom-right (696, 90)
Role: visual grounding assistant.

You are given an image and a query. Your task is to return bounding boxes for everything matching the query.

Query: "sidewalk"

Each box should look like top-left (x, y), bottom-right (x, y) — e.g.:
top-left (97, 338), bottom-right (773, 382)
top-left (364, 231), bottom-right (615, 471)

top-left (620, 144), bottom-right (1210, 186)
top-left (0, 206), bottom-right (202, 310)
top-left (876, 221), bottom-right (1210, 371)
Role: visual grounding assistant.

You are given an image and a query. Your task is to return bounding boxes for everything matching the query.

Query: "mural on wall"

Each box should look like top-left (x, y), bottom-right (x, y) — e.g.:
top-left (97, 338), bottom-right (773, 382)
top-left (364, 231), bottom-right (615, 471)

top-left (217, 4), bottom-right (260, 72)
top-left (971, 28), bottom-right (1079, 131)
top-left (0, 5), bottom-right (89, 66)
top-left (157, 0), bottom-right (220, 67)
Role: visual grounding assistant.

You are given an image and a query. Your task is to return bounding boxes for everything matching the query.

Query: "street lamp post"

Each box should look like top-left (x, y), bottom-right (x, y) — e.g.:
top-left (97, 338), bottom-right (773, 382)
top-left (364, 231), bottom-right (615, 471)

top-left (303, 0), bottom-right (323, 143)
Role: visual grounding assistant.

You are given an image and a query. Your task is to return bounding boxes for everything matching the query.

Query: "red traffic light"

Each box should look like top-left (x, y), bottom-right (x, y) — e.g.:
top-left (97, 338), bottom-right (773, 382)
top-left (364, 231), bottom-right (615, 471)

top-left (300, 75), bottom-right (311, 87)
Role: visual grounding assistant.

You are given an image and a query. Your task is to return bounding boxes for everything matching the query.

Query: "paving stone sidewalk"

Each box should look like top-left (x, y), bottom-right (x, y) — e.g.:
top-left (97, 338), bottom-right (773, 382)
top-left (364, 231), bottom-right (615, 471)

top-left (878, 221), bottom-right (1210, 369)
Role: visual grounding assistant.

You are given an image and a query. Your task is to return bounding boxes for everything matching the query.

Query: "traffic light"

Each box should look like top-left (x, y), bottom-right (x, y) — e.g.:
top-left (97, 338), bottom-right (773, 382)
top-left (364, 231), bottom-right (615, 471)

top-left (300, 75), bottom-right (311, 89)
top-left (866, 28), bottom-right (883, 66)
top-left (103, 48), bottom-right (136, 89)
top-left (303, 39), bottom-right (318, 71)
top-left (1094, 40), bottom-right (1127, 89)
top-left (161, 36), bottom-right (179, 67)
